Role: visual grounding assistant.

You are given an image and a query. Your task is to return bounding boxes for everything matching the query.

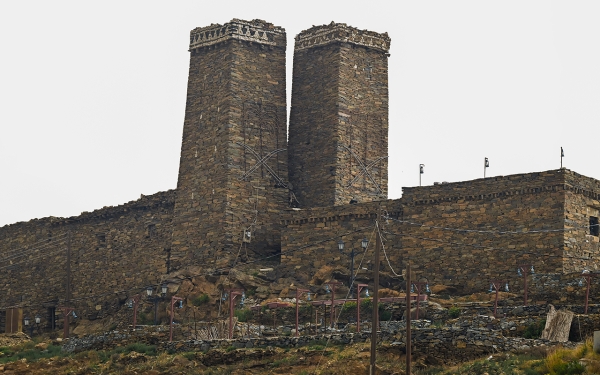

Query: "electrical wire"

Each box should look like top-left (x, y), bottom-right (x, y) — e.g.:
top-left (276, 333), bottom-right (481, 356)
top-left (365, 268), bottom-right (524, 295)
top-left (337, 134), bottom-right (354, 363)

top-left (383, 215), bottom-right (598, 235)
top-left (2, 225), bottom-right (375, 310)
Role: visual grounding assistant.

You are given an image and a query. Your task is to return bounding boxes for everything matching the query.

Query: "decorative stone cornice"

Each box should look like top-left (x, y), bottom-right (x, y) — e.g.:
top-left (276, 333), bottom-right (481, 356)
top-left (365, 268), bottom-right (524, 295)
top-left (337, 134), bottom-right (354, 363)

top-left (189, 19), bottom-right (286, 51)
top-left (294, 22), bottom-right (390, 53)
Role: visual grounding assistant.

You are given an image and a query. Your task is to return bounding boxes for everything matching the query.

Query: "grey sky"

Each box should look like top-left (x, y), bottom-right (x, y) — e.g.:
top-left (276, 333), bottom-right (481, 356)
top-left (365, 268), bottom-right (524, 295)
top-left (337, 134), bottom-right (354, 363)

top-left (1, 1), bottom-right (599, 226)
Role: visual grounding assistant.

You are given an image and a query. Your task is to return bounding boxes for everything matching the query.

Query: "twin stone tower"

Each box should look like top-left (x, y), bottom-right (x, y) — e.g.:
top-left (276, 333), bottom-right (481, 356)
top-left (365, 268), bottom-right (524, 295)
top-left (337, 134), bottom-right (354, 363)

top-left (171, 19), bottom-right (391, 270)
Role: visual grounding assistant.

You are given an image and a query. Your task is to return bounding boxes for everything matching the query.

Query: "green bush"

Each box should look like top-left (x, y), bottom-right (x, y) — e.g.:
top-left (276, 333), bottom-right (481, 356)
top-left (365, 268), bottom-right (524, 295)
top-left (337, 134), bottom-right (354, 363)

top-left (554, 361), bottom-right (585, 375)
top-left (523, 319), bottom-right (546, 339)
top-left (379, 310), bottom-right (392, 321)
top-left (361, 298), bottom-right (373, 311)
top-left (192, 294), bottom-right (210, 306)
top-left (342, 301), bottom-right (357, 311)
top-left (448, 306), bottom-right (461, 319)
top-left (235, 308), bottom-right (253, 322)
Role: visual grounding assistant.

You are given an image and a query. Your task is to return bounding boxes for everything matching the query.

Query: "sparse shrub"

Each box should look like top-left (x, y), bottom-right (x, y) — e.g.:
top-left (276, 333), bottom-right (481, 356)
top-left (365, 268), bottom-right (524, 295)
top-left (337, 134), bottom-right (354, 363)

top-left (234, 308), bottom-right (253, 322)
top-left (523, 319), bottom-right (546, 339)
top-left (554, 361), bottom-right (585, 375)
top-left (342, 301), bottom-right (357, 311)
top-left (361, 298), bottom-right (373, 311)
top-left (192, 294), bottom-right (210, 306)
top-left (448, 306), bottom-right (460, 318)
top-left (379, 310), bottom-right (392, 321)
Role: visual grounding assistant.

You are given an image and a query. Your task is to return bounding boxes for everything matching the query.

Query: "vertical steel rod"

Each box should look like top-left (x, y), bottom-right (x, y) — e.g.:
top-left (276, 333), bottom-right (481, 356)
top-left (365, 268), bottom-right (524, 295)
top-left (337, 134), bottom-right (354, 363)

top-left (370, 220), bottom-right (381, 375)
top-left (406, 262), bottom-right (411, 375)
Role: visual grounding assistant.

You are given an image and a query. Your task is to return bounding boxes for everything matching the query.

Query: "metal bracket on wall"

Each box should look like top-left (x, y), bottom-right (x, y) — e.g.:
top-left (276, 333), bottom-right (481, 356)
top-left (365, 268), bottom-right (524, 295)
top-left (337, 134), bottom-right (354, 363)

top-left (236, 142), bottom-right (288, 187)
top-left (339, 144), bottom-right (387, 193)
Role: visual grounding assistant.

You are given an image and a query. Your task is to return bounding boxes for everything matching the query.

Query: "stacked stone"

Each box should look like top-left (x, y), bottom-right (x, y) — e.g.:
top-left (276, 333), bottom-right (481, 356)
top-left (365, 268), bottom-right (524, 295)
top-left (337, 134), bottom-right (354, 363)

top-left (171, 19), bottom-right (288, 271)
top-left (281, 169), bottom-right (600, 294)
top-left (288, 22), bottom-right (390, 208)
top-left (0, 190), bottom-right (175, 323)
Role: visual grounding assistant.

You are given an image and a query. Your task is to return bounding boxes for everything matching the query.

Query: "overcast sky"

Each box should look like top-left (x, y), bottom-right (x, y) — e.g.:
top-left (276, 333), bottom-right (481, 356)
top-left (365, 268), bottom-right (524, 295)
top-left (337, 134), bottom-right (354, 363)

top-left (1, 1), bottom-right (599, 227)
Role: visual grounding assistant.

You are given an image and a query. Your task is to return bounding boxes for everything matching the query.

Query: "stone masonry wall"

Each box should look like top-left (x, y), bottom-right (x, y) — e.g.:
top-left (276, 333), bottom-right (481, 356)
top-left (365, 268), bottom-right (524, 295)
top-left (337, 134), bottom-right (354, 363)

top-left (0, 190), bottom-right (175, 326)
top-left (562, 170), bottom-right (600, 273)
top-left (281, 170), bottom-right (600, 295)
top-left (171, 19), bottom-right (288, 271)
top-left (288, 23), bottom-right (390, 209)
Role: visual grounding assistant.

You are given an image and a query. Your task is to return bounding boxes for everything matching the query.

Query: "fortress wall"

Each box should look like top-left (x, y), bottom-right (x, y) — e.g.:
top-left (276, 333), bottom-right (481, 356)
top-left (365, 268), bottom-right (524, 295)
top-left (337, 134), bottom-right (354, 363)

top-left (0, 190), bottom-right (175, 325)
top-left (281, 170), bottom-right (582, 294)
top-left (280, 200), bottom-right (403, 287)
top-left (397, 170), bottom-right (568, 293)
top-left (562, 170), bottom-right (600, 273)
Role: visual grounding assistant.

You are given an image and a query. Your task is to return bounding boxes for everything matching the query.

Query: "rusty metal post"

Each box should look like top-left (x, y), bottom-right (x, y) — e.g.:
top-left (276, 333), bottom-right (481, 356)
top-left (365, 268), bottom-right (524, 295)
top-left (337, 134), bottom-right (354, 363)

top-left (58, 307), bottom-right (74, 339)
top-left (490, 280), bottom-right (506, 318)
top-left (406, 262), bottom-right (411, 375)
top-left (518, 264), bottom-right (532, 306)
top-left (357, 284), bottom-right (368, 333)
top-left (370, 220), bottom-right (381, 375)
top-left (325, 281), bottom-right (341, 329)
top-left (169, 296), bottom-right (183, 342)
top-left (130, 295), bottom-right (141, 329)
top-left (295, 288), bottom-right (309, 337)
top-left (226, 289), bottom-right (243, 340)
top-left (584, 273), bottom-right (595, 314)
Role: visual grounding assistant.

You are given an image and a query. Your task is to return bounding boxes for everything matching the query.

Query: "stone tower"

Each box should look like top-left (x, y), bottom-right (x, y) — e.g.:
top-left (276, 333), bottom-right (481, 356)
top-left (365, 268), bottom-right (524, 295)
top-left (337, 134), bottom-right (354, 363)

top-left (288, 23), bottom-right (390, 208)
top-left (170, 19), bottom-right (288, 271)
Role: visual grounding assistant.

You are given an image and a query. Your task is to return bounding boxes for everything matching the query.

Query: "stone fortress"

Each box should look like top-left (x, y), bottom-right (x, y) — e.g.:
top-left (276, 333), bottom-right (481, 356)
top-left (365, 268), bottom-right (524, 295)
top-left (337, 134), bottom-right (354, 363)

top-left (1, 19), bottom-right (600, 327)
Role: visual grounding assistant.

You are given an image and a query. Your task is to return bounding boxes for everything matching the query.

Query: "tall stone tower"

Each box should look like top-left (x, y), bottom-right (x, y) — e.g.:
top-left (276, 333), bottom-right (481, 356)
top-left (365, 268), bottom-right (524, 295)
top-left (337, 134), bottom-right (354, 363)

top-left (171, 19), bottom-right (288, 271)
top-left (288, 23), bottom-right (390, 208)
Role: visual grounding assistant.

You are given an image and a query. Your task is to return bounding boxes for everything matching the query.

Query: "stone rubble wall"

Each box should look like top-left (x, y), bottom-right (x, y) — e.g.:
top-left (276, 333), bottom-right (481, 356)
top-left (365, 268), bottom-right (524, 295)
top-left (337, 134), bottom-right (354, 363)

top-left (62, 323), bottom-right (565, 366)
top-left (0, 190), bottom-right (175, 325)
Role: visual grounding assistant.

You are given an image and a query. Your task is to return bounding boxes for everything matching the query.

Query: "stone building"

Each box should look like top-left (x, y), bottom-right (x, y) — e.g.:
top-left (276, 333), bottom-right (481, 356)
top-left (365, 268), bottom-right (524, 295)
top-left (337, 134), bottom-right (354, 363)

top-left (1, 19), bottom-right (599, 329)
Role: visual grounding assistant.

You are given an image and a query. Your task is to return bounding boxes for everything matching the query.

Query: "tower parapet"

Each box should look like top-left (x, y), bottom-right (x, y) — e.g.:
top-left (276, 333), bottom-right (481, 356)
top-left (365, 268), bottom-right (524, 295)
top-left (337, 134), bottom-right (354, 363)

top-left (189, 19), bottom-right (286, 51)
top-left (294, 22), bottom-right (391, 53)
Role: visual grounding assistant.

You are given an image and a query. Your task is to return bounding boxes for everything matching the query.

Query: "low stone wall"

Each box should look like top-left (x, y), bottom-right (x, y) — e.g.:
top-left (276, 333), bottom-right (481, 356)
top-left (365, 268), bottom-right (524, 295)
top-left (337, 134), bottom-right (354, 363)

top-left (63, 322), bottom-right (567, 365)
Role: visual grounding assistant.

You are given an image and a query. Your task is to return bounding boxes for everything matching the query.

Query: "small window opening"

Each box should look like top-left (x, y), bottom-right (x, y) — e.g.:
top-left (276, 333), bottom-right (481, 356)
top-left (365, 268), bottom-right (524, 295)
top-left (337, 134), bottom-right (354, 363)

top-left (96, 233), bottom-right (106, 246)
top-left (590, 216), bottom-right (599, 236)
top-left (147, 224), bottom-right (157, 238)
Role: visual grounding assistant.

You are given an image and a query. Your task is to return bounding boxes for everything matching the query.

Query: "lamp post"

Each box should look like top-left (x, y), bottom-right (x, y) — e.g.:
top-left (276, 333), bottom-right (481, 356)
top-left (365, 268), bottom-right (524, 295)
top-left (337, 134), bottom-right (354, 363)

top-left (127, 294), bottom-right (142, 329)
top-left (338, 238), bottom-right (368, 298)
top-left (580, 270), bottom-right (597, 314)
top-left (169, 296), bottom-right (184, 342)
top-left (411, 278), bottom-right (430, 320)
top-left (227, 289), bottom-right (244, 339)
top-left (295, 288), bottom-right (310, 337)
top-left (146, 283), bottom-right (168, 325)
top-left (489, 280), bottom-right (509, 318)
top-left (517, 264), bottom-right (534, 306)
top-left (23, 316), bottom-right (40, 336)
top-left (356, 284), bottom-right (369, 333)
top-left (325, 281), bottom-right (342, 329)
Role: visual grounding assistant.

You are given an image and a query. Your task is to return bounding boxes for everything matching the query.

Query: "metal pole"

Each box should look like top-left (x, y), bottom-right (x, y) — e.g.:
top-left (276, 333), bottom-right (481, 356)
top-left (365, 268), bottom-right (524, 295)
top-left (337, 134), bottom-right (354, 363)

top-left (370, 220), bottom-right (381, 375)
top-left (229, 292), bottom-right (234, 340)
top-left (170, 298), bottom-right (175, 342)
top-left (350, 249), bottom-right (355, 298)
top-left (585, 275), bottom-right (591, 314)
top-left (154, 297), bottom-right (160, 325)
top-left (523, 268), bottom-right (528, 306)
top-left (494, 283), bottom-right (499, 318)
top-left (296, 289), bottom-right (300, 337)
top-left (406, 262), bottom-right (411, 375)
top-left (357, 289), bottom-right (361, 333)
top-left (66, 231), bottom-right (71, 303)
top-left (416, 284), bottom-right (421, 320)
top-left (330, 286), bottom-right (335, 329)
